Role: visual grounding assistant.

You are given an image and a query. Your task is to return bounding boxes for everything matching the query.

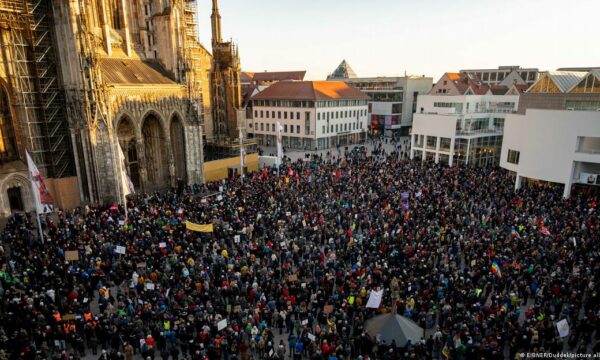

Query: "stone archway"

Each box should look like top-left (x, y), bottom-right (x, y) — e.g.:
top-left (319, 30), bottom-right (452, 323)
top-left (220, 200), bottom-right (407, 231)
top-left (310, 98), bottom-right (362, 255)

top-left (116, 116), bottom-right (140, 189)
top-left (0, 173), bottom-right (33, 217)
top-left (170, 114), bottom-right (187, 182)
top-left (142, 113), bottom-right (168, 189)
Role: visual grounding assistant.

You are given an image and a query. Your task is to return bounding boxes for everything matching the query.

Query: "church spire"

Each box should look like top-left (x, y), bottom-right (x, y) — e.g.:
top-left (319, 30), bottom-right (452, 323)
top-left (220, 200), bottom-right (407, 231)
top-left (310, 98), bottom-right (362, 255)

top-left (211, 0), bottom-right (222, 46)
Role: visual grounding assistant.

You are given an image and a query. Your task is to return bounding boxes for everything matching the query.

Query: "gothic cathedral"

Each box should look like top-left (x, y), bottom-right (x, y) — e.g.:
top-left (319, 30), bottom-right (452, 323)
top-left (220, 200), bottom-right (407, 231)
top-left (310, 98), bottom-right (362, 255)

top-left (0, 0), bottom-right (222, 215)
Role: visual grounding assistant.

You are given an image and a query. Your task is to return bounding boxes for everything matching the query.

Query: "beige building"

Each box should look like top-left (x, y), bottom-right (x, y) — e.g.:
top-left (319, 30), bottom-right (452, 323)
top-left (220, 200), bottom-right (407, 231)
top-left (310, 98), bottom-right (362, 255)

top-left (0, 0), bottom-right (214, 215)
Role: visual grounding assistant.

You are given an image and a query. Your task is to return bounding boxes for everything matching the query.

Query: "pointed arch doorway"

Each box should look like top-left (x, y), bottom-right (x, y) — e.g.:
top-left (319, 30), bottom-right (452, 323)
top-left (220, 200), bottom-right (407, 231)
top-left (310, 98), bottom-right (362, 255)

top-left (170, 114), bottom-right (187, 183)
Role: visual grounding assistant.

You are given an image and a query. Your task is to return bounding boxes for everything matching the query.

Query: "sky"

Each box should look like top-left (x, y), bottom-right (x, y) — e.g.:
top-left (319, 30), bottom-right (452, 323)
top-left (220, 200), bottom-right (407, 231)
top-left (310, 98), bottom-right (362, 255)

top-left (196, 0), bottom-right (600, 81)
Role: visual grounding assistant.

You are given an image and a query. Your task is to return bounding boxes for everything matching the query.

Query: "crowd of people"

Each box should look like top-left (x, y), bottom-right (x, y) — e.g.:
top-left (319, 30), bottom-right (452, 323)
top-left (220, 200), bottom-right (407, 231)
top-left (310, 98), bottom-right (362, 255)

top-left (0, 143), bottom-right (598, 360)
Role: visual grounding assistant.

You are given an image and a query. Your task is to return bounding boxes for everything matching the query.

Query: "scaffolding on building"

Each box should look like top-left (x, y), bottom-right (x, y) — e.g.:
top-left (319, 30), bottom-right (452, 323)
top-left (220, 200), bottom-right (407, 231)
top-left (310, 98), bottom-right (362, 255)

top-left (183, 0), bottom-right (205, 128)
top-left (0, 0), bottom-right (74, 178)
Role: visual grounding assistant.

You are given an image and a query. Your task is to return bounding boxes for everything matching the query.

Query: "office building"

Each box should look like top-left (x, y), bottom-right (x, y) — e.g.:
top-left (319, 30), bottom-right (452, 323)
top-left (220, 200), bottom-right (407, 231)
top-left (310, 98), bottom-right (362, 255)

top-left (411, 73), bottom-right (521, 166)
top-left (249, 81), bottom-right (369, 150)
top-left (501, 70), bottom-right (600, 198)
top-left (327, 60), bottom-right (433, 136)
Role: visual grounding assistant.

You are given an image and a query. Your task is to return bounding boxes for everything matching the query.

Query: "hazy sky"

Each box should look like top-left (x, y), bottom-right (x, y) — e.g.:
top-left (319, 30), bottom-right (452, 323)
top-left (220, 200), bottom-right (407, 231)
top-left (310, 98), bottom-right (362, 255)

top-left (196, 0), bottom-right (600, 81)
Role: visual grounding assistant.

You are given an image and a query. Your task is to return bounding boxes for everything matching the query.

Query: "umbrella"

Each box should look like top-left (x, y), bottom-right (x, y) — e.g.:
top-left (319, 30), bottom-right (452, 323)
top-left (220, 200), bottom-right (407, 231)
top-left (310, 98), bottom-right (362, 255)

top-left (364, 313), bottom-right (424, 347)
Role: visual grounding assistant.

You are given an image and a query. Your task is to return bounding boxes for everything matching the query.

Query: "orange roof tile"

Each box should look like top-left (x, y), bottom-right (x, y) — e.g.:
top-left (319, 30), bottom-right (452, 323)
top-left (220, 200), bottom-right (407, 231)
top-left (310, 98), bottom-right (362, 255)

top-left (447, 73), bottom-right (461, 81)
top-left (251, 81), bottom-right (369, 101)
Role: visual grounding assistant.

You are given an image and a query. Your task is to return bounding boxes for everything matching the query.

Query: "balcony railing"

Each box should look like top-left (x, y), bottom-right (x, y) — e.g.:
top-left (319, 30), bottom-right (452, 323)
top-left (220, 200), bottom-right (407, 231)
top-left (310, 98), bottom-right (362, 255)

top-left (456, 128), bottom-right (503, 136)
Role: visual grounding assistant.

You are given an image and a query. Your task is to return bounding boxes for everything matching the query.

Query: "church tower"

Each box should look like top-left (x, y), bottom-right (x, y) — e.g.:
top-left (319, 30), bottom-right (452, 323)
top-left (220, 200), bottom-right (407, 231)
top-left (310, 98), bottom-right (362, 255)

top-left (209, 0), bottom-right (244, 145)
top-left (211, 0), bottom-right (223, 45)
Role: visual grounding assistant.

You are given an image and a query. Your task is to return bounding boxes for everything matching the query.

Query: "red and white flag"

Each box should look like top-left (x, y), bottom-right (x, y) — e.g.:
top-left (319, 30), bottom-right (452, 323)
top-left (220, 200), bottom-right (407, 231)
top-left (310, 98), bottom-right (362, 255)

top-left (118, 144), bottom-right (135, 196)
top-left (26, 151), bottom-right (54, 214)
top-left (539, 226), bottom-right (552, 237)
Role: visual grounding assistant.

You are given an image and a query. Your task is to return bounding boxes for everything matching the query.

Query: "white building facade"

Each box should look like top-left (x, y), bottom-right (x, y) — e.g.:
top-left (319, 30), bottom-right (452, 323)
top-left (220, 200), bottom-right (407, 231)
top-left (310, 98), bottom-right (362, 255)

top-left (501, 109), bottom-right (600, 198)
top-left (499, 69), bottom-right (600, 198)
top-left (249, 81), bottom-right (369, 150)
top-left (342, 76), bottom-right (433, 137)
top-left (411, 94), bottom-right (519, 166)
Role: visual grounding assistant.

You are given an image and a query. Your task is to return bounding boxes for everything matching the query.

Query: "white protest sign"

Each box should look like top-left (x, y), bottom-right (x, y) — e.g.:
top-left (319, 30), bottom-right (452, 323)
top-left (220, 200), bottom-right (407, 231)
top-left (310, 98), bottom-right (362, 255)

top-left (366, 289), bottom-right (384, 309)
top-left (159, 242), bottom-right (167, 248)
top-left (217, 319), bottom-right (227, 331)
top-left (217, 195), bottom-right (223, 201)
top-left (116, 246), bottom-right (126, 255)
top-left (119, 220), bottom-right (125, 226)
top-left (234, 235), bottom-right (241, 243)
top-left (556, 319), bottom-right (569, 338)
top-left (308, 333), bottom-right (316, 341)
top-left (302, 319), bottom-right (308, 325)
top-left (145, 282), bottom-right (155, 290)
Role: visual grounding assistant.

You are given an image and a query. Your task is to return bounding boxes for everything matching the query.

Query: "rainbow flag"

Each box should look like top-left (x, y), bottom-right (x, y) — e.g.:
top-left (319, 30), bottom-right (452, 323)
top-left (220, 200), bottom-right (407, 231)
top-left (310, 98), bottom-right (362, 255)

top-left (500, 303), bottom-right (508, 312)
top-left (491, 261), bottom-right (502, 279)
top-left (510, 227), bottom-right (521, 239)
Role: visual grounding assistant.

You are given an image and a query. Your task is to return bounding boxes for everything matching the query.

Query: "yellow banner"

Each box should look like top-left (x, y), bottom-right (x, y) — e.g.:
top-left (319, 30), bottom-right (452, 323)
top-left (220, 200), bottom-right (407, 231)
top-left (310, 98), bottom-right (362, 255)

top-left (185, 221), bottom-right (214, 232)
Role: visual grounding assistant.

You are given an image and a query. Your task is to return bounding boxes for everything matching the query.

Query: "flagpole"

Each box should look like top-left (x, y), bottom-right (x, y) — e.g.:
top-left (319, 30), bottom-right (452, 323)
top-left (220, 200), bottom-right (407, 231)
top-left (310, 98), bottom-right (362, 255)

top-left (124, 192), bottom-right (128, 220)
top-left (239, 127), bottom-right (244, 184)
top-left (26, 152), bottom-right (44, 244)
top-left (276, 122), bottom-right (283, 176)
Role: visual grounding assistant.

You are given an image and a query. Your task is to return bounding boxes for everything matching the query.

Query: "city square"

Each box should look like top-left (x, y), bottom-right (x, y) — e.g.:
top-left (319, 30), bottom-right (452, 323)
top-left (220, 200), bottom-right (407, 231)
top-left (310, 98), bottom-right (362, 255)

top-left (0, 1), bottom-right (599, 360)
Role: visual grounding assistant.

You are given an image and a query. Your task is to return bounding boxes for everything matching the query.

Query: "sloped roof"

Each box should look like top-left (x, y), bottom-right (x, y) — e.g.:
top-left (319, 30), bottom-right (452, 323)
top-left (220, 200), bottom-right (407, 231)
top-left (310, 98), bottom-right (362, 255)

top-left (327, 60), bottom-right (358, 80)
top-left (448, 72), bottom-right (489, 95)
top-left (489, 85), bottom-right (509, 95)
top-left (515, 84), bottom-right (530, 92)
top-left (564, 69), bottom-right (600, 93)
top-left (241, 72), bottom-right (255, 83)
top-left (447, 73), bottom-right (461, 81)
top-left (100, 58), bottom-right (177, 85)
top-left (251, 81), bottom-right (368, 101)
top-left (557, 67), bottom-right (600, 72)
top-left (252, 71), bottom-right (306, 83)
top-left (546, 71), bottom-right (587, 92)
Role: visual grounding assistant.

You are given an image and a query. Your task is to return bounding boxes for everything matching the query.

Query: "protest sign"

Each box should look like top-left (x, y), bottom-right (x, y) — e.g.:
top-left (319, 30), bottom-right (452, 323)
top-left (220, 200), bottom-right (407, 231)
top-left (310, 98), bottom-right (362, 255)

top-left (366, 289), bottom-right (384, 308)
top-left (65, 251), bottom-right (79, 261)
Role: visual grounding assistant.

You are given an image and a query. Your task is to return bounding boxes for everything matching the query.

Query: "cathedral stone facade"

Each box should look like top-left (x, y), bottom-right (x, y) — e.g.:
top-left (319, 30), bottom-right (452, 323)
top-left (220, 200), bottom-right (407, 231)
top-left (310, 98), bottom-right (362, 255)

top-left (54, 0), bottom-right (211, 203)
top-left (0, 0), bottom-right (214, 214)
